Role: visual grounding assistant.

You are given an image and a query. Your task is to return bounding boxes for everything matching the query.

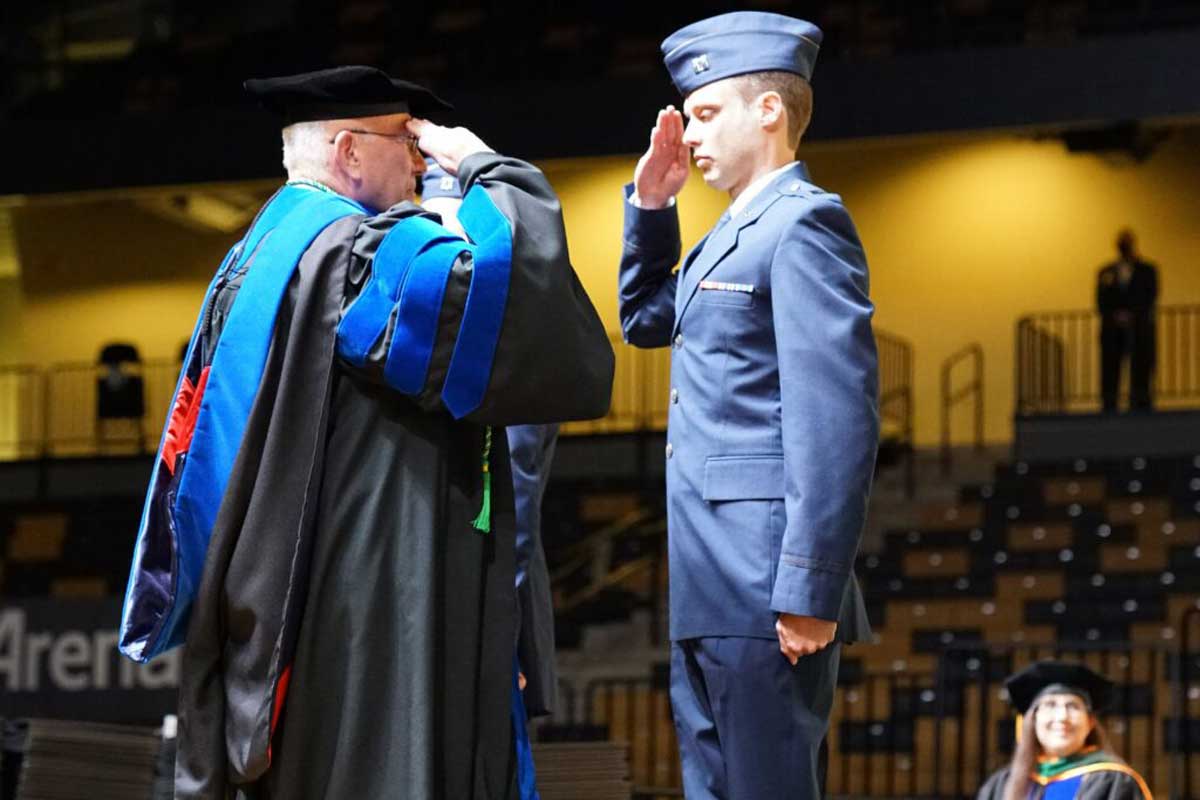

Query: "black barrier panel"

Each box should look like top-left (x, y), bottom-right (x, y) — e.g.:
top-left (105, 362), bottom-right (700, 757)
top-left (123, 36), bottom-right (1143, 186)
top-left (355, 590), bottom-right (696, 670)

top-left (0, 598), bottom-right (177, 724)
top-left (913, 629), bottom-right (985, 654)
top-left (1164, 718), bottom-right (1200, 754)
top-left (838, 719), bottom-right (915, 753)
top-left (892, 685), bottom-right (964, 718)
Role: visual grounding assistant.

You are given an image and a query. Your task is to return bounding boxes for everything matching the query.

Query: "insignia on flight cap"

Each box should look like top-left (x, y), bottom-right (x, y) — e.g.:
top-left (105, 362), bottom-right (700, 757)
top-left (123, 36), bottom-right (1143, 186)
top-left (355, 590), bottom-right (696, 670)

top-left (420, 157), bottom-right (464, 201)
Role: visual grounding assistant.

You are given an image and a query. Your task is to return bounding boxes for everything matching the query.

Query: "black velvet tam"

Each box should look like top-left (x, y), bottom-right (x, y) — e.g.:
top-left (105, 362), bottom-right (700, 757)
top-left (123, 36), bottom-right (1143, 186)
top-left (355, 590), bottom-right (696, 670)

top-left (244, 65), bottom-right (452, 123)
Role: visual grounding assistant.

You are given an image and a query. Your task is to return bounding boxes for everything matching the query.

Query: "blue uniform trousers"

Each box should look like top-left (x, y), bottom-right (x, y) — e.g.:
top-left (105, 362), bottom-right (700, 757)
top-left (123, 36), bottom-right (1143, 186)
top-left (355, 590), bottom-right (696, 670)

top-left (670, 637), bottom-right (840, 800)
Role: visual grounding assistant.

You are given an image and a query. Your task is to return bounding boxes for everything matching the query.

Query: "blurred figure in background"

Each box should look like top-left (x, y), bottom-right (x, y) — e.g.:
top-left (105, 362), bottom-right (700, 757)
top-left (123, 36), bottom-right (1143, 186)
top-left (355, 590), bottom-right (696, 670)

top-left (1097, 229), bottom-right (1157, 412)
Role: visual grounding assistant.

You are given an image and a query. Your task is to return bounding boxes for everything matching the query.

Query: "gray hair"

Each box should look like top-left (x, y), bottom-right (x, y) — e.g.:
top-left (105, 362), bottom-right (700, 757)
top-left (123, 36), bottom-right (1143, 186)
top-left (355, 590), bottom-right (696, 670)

top-left (281, 121), bottom-right (334, 181)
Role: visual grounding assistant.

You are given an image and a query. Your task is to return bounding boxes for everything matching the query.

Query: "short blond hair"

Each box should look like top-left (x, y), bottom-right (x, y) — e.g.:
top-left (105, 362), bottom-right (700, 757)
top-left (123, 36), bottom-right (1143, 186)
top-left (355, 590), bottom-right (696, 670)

top-left (734, 71), bottom-right (814, 150)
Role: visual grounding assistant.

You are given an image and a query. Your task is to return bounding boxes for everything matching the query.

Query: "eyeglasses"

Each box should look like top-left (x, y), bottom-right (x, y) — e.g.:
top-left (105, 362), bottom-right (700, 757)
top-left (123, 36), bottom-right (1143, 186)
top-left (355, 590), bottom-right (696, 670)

top-left (1035, 698), bottom-right (1089, 717)
top-left (328, 129), bottom-right (421, 152)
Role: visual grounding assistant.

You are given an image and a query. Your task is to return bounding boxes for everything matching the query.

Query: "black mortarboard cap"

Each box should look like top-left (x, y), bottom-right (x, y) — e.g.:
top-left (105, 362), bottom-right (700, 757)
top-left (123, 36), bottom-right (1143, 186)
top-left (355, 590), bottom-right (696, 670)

top-left (1004, 661), bottom-right (1115, 715)
top-left (244, 66), bottom-right (452, 123)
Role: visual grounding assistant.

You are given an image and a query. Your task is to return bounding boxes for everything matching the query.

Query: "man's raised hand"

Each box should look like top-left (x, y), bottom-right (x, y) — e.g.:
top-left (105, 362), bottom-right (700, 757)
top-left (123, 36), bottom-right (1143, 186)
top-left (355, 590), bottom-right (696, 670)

top-left (632, 106), bottom-right (690, 209)
top-left (408, 118), bottom-right (494, 175)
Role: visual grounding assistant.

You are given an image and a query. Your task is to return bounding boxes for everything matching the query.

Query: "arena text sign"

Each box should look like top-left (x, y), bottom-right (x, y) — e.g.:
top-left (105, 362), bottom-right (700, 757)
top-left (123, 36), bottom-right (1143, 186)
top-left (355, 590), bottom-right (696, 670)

top-left (0, 599), bottom-right (178, 723)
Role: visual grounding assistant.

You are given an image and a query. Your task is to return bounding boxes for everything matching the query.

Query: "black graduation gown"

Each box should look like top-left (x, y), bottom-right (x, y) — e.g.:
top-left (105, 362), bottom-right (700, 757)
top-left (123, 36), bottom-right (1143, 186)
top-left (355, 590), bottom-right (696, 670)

top-left (976, 762), bottom-right (1153, 800)
top-left (172, 153), bottom-right (613, 799)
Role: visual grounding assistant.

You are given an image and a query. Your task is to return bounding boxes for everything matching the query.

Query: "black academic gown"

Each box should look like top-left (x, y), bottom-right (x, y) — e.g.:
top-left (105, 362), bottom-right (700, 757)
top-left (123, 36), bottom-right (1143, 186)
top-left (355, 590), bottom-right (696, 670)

top-left (173, 153), bottom-right (613, 799)
top-left (976, 761), bottom-right (1152, 800)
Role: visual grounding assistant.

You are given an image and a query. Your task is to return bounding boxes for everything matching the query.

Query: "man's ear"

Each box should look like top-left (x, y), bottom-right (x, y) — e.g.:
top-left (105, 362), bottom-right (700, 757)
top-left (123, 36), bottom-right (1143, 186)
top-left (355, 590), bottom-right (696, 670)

top-left (759, 91), bottom-right (785, 131)
top-left (331, 130), bottom-right (361, 179)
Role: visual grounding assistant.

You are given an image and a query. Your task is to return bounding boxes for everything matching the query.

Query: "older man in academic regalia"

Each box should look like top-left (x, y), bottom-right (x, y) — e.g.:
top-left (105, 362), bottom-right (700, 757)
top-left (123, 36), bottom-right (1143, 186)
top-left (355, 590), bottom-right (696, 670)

top-left (118, 66), bottom-right (613, 799)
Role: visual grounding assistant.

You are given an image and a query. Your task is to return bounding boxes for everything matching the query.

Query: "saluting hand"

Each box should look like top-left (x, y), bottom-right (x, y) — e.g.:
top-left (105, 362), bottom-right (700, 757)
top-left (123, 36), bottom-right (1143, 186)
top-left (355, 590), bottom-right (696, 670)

top-left (632, 106), bottom-right (690, 209)
top-left (408, 118), bottom-right (494, 176)
top-left (776, 613), bottom-right (837, 666)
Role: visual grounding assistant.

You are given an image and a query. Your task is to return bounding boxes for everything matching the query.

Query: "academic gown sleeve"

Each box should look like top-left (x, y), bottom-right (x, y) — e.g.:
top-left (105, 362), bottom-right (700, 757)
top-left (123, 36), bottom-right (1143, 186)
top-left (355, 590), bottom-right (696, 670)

top-left (976, 767), bottom-right (1012, 800)
top-left (1078, 769), bottom-right (1153, 800)
top-left (973, 765), bottom-right (1153, 800)
top-left (338, 152), bottom-right (614, 425)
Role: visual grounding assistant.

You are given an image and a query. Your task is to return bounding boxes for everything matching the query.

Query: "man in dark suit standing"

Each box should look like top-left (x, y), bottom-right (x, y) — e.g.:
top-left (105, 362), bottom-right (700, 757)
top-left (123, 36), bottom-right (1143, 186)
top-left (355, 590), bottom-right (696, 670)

top-left (618, 11), bottom-right (878, 799)
top-left (1097, 229), bottom-right (1158, 412)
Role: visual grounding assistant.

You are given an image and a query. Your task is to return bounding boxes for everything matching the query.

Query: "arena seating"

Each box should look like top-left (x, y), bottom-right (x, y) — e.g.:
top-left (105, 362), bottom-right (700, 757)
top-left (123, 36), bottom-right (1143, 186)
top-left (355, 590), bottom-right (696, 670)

top-left (550, 452), bottom-right (1200, 797)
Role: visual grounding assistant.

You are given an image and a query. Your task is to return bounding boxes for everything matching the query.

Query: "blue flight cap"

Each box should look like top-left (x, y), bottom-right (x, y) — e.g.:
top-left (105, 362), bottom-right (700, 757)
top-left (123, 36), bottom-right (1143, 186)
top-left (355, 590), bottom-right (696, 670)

top-left (420, 157), bottom-right (462, 201)
top-left (661, 12), bottom-right (823, 97)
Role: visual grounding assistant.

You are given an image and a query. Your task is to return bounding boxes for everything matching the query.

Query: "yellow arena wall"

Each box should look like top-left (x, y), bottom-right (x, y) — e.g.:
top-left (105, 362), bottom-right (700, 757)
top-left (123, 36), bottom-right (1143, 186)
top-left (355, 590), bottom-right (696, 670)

top-left (543, 126), bottom-right (1200, 447)
top-left (3, 125), bottom-right (1199, 450)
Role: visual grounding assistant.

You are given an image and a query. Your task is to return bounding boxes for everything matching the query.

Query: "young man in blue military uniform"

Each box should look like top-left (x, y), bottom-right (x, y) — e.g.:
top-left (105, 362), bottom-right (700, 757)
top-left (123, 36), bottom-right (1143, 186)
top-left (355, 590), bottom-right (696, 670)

top-left (618, 12), bottom-right (879, 799)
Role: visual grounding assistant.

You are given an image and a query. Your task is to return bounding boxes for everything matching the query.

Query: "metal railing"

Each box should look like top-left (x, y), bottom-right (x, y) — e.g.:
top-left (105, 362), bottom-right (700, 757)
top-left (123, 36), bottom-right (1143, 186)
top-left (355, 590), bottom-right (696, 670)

top-left (552, 630), bottom-right (1200, 799)
top-left (582, 671), bottom-right (681, 795)
top-left (1180, 606), bottom-right (1200, 799)
top-left (1016, 305), bottom-right (1200, 416)
top-left (0, 365), bottom-right (45, 461)
top-left (877, 330), bottom-right (916, 496)
top-left (561, 335), bottom-right (670, 436)
top-left (0, 358), bottom-right (180, 459)
top-left (941, 343), bottom-right (984, 476)
top-left (1, 326), bottom-right (913, 462)
top-left (565, 666), bottom-right (968, 797)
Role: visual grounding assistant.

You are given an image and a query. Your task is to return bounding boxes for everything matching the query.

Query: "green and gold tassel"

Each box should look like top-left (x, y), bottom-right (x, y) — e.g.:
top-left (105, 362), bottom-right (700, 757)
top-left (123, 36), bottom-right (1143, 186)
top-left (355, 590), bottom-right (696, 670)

top-left (471, 425), bottom-right (493, 533)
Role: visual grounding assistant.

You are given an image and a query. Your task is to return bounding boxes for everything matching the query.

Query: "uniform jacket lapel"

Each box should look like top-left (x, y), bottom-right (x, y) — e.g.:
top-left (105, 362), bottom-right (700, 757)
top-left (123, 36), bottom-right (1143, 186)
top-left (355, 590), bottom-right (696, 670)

top-left (673, 163), bottom-right (807, 335)
top-left (674, 230), bottom-right (713, 312)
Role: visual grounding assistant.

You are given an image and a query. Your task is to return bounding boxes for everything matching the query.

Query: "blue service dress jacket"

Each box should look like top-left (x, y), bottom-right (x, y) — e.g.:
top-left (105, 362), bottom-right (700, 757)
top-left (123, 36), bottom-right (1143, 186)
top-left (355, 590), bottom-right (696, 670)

top-left (618, 163), bottom-right (877, 643)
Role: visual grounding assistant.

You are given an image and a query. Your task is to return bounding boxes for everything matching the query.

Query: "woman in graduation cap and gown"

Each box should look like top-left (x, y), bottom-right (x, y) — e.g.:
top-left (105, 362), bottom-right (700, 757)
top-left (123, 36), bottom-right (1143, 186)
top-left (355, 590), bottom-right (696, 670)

top-left (117, 66), bottom-right (613, 800)
top-left (976, 661), bottom-right (1153, 800)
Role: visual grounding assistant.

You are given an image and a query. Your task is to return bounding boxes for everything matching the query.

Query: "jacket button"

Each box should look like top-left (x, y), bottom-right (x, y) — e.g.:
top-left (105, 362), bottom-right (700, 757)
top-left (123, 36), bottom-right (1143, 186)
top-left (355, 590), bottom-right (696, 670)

top-left (673, 333), bottom-right (683, 349)
top-left (665, 443), bottom-right (674, 459)
top-left (670, 388), bottom-right (679, 404)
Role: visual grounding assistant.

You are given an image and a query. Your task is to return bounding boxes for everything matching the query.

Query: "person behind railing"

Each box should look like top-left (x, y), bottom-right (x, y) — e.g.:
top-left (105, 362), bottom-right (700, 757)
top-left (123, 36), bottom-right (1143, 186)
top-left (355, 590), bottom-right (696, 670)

top-left (976, 661), bottom-right (1152, 800)
top-left (1097, 229), bottom-right (1157, 413)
